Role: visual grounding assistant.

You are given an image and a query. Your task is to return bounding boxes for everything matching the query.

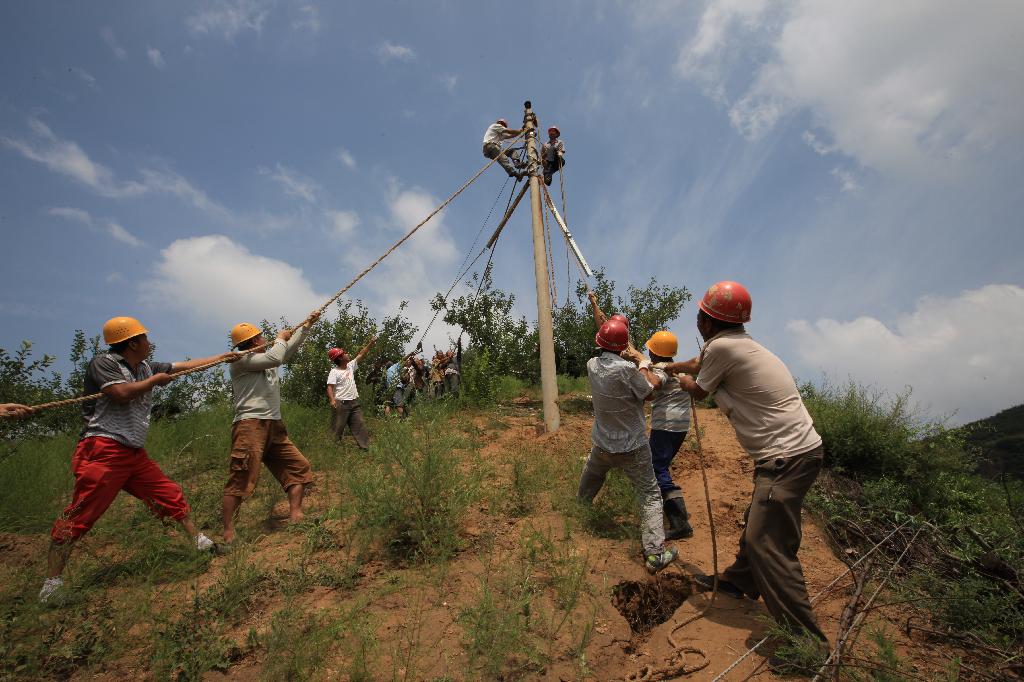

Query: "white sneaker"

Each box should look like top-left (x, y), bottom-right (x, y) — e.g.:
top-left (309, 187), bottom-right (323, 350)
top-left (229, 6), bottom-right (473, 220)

top-left (195, 533), bottom-right (215, 551)
top-left (39, 576), bottom-right (64, 603)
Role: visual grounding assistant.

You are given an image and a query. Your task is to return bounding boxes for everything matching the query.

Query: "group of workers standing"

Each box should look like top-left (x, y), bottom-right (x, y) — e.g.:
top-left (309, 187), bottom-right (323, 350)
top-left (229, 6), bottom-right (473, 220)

top-left (581, 280), bottom-right (828, 645)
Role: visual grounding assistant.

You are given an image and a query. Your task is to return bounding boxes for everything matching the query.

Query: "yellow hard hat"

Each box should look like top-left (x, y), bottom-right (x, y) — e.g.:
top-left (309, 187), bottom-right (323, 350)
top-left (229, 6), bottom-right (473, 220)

top-left (645, 330), bottom-right (678, 358)
top-left (230, 322), bottom-right (262, 348)
top-left (102, 317), bottom-right (148, 345)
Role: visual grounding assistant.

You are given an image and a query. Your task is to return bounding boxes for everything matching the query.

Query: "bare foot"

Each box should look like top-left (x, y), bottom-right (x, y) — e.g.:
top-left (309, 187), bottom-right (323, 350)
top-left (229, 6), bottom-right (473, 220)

top-left (288, 511), bottom-right (305, 524)
top-left (223, 529), bottom-right (235, 544)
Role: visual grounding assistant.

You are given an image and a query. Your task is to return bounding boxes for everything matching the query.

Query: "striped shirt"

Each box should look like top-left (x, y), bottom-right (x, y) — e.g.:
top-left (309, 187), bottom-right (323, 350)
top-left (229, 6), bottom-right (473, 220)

top-left (81, 353), bottom-right (173, 448)
top-left (649, 365), bottom-right (691, 433)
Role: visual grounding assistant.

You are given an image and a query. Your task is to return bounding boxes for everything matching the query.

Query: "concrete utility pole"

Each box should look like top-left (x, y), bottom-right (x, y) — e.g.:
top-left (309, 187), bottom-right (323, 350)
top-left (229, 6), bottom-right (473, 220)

top-left (523, 100), bottom-right (560, 433)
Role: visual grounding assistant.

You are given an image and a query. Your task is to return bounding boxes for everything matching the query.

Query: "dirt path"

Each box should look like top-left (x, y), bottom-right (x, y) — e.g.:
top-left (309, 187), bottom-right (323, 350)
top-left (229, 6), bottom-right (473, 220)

top-left (2, 401), bottom-right (926, 681)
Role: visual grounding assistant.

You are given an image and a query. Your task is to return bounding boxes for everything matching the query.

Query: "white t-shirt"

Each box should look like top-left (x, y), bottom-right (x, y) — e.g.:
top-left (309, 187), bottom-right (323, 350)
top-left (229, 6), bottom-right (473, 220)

top-left (483, 123), bottom-right (511, 147)
top-left (327, 359), bottom-right (359, 401)
top-left (695, 330), bottom-right (820, 460)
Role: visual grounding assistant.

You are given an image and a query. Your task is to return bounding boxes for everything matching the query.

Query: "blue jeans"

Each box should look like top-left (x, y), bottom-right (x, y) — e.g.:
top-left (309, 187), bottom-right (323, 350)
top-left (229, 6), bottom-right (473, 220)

top-left (650, 429), bottom-right (687, 498)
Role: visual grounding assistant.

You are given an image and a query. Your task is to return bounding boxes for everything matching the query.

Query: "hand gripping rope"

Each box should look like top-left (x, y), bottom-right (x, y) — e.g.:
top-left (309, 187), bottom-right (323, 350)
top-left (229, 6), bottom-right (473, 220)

top-left (13, 133), bottom-right (525, 416)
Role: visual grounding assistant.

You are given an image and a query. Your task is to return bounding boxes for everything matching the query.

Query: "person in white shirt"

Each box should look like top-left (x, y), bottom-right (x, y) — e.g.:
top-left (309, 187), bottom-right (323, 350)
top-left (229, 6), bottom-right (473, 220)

top-left (326, 337), bottom-right (376, 450)
top-left (482, 118), bottom-right (525, 179)
top-left (676, 281), bottom-right (827, 644)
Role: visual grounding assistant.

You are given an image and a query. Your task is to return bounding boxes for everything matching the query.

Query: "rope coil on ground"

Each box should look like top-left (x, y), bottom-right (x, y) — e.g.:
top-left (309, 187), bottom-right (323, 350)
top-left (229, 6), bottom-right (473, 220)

top-left (16, 133), bottom-right (525, 415)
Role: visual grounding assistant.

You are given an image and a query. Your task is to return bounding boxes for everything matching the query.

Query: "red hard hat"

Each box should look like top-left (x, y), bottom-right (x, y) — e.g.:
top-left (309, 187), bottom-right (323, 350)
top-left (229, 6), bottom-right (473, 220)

top-left (610, 313), bottom-right (630, 327)
top-left (548, 125), bottom-right (560, 136)
top-left (595, 319), bottom-right (629, 352)
top-left (699, 281), bottom-right (752, 324)
top-left (496, 118), bottom-right (508, 127)
top-left (328, 348), bottom-right (345, 361)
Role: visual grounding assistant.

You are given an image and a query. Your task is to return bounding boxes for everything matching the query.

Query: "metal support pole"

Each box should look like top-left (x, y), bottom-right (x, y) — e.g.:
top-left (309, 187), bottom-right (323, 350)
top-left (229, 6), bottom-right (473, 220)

top-left (524, 100), bottom-right (560, 433)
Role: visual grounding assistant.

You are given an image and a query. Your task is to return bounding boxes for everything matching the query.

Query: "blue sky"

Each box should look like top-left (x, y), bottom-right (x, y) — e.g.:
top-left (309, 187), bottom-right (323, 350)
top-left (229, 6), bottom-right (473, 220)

top-left (2, 1), bottom-right (1022, 424)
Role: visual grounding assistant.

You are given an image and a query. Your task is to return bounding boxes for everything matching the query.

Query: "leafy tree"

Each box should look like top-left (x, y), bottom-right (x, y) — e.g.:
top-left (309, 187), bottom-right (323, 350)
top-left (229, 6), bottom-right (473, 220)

top-left (430, 264), bottom-right (538, 381)
top-left (260, 299), bottom-right (417, 408)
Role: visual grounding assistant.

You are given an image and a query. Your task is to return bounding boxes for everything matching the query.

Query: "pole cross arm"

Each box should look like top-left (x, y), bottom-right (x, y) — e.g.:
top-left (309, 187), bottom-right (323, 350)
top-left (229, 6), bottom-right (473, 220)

top-left (542, 186), bottom-right (594, 278)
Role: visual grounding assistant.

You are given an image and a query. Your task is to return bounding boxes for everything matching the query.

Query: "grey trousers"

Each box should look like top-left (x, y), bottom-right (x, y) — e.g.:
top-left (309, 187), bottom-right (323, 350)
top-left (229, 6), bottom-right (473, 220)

top-left (483, 142), bottom-right (520, 177)
top-left (577, 443), bottom-right (667, 555)
top-left (444, 372), bottom-right (460, 397)
top-left (723, 445), bottom-right (827, 641)
top-left (331, 399), bottom-right (369, 449)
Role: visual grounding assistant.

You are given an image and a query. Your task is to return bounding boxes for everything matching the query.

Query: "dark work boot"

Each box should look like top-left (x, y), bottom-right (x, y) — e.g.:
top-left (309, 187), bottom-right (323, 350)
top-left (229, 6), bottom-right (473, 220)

top-left (664, 497), bottom-right (694, 540)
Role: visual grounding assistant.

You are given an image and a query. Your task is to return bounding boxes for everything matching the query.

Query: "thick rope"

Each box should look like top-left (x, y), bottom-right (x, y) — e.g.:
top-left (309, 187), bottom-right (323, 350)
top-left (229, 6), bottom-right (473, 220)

top-left (416, 175), bottom-right (520, 347)
top-left (15, 133), bottom-right (524, 415)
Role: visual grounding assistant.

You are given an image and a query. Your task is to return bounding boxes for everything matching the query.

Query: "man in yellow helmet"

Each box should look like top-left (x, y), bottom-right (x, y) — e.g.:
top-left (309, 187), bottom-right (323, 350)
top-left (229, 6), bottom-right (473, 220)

top-left (221, 314), bottom-right (320, 545)
top-left (642, 330), bottom-right (694, 540)
top-left (40, 317), bottom-right (238, 603)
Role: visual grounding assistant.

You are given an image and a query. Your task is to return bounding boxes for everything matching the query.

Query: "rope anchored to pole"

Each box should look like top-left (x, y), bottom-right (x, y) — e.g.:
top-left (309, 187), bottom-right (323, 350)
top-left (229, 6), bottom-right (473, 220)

top-left (12, 133), bottom-right (525, 416)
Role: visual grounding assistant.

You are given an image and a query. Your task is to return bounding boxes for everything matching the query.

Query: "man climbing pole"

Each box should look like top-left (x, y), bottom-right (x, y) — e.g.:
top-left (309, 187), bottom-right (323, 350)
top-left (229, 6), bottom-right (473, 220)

top-left (578, 318), bottom-right (678, 575)
top-left (39, 316), bottom-right (238, 602)
top-left (482, 118), bottom-right (525, 179)
top-left (326, 337), bottom-right (376, 449)
top-left (541, 125), bottom-right (565, 187)
top-left (643, 330), bottom-right (694, 540)
top-left (221, 316), bottom-right (320, 547)
top-left (676, 281), bottom-right (828, 643)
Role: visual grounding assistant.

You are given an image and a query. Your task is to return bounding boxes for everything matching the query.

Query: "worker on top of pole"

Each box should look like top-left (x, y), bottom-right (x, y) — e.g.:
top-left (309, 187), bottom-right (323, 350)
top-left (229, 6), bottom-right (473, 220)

top-left (40, 316), bottom-right (239, 602)
top-left (327, 336), bottom-right (376, 449)
top-left (578, 318), bottom-right (678, 574)
top-left (221, 315), bottom-right (320, 547)
top-left (482, 118), bottom-right (525, 180)
top-left (541, 125), bottom-right (566, 187)
top-left (676, 281), bottom-right (828, 644)
top-left (643, 330), bottom-right (695, 540)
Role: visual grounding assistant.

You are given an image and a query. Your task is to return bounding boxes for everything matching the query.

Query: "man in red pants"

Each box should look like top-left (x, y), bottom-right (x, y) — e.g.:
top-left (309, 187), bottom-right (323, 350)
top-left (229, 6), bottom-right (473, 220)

top-left (40, 316), bottom-right (238, 603)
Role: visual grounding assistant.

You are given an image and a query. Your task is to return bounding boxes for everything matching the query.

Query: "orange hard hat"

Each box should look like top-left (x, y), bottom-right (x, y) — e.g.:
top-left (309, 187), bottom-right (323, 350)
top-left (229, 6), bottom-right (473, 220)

top-left (595, 319), bottom-right (629, 352)
top-left (548, 125), bottom-right (560, 136)
top-left (230, 322), bottom-right (262, 348)
top-left (102, 317), bottom-right (148, 345)
top-left (645, 331), bottom-right (678, 358)
top-left (699, 281), bottom-right (752, 324)
top-left (328, 348), bottom-right (344, 361)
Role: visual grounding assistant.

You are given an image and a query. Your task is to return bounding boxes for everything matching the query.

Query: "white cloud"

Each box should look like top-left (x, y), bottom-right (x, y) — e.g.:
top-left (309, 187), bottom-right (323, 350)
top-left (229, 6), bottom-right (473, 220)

top-left (335, 147), bottom-right (356, 169)
top-left (830, 167), bottom-right (860, 193)
top-left (439, 74), bottom-right (458, 92)
top-left (101, 27), bottom-right (127, 59)
top-left (787, 284), bottom-right (1024, 425)
top-left (292, 4), bottom-right (321, 33)
top-left (375, 41), bottom-right (416, 62)
top-left (147, 47), bottom-right (166, 68)
top-left (259, 163), bottom-right (319, 203)
top-left (187, 0), bottom-right (269, 40)
top-left (74, 68), bottom-right (98, 88)
top-left (327, 209), bottom-right (359, 238)
top-left (143, 235), bottom-right (324, 329)
top-left (677, 0), bottom-right (1024, 176)
top-left (106, 221), bottom-right (144, 247)
top-left (3, 118), bottom-right (230, 218)
top-left (47, 206), bottom-right (92, 224)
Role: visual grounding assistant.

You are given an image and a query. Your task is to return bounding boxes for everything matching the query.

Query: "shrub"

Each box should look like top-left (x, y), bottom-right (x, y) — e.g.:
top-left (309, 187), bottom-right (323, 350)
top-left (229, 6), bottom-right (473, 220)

top-left (345, 412), bottom-right (478, 561)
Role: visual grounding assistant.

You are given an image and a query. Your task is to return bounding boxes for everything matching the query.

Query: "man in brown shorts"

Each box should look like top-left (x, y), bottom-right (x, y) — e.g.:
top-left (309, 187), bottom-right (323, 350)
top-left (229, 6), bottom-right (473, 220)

top-left (222, 315), bottom-right (319, 545)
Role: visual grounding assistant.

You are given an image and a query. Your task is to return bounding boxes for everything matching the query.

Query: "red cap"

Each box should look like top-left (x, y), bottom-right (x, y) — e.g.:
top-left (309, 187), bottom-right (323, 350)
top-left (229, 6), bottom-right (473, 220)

top-left (595, 319), bottom-right (629, 352)
top-left (699, 281), bottom-right (752, 323)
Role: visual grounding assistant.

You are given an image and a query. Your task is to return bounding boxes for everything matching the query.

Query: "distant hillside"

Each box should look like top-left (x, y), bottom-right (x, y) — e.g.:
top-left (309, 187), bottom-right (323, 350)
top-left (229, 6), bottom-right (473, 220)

top-left (964, 403), bottom-right (1024, 478)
